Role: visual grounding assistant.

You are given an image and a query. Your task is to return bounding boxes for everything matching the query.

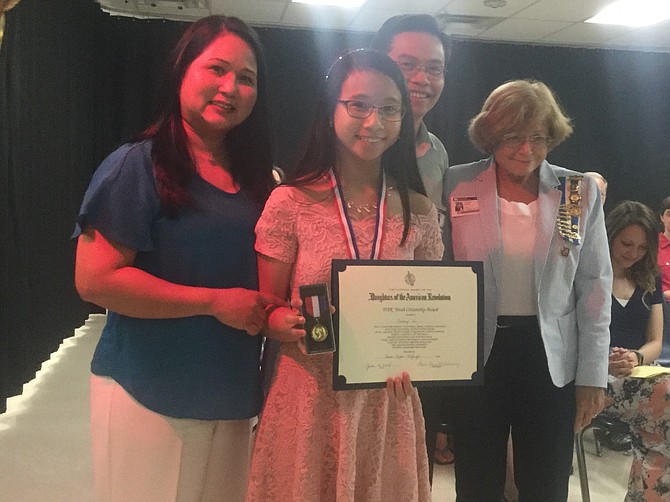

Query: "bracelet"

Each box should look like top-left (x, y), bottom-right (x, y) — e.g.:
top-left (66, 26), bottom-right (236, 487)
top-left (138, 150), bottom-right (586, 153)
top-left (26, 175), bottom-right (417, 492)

top-left (632, 350), bottom-right (644, 366)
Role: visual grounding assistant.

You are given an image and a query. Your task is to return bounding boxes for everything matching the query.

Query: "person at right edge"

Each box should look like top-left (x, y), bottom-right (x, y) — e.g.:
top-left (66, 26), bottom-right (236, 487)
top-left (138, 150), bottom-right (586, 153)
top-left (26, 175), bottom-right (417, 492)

top-left (441, 79), bottom-right (612, 501)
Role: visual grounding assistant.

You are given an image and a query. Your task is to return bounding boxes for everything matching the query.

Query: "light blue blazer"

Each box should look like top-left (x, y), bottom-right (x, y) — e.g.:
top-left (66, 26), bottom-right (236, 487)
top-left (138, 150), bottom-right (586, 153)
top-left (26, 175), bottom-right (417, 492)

top-left (442, 158), bottom-right (612, 388)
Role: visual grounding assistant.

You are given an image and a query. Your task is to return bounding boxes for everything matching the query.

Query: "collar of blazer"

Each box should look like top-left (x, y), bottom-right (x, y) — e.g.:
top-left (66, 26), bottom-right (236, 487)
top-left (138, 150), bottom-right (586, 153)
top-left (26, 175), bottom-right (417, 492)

top-left (471, 158), bottom-right (576, 286)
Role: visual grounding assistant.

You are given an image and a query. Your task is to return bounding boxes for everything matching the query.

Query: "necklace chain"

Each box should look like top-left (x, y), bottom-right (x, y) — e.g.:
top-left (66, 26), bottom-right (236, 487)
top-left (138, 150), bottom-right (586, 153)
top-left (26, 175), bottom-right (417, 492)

top-left (343, 186), bottom-right (394, 214)
top-left (345, 199), bottom-right (376, 214)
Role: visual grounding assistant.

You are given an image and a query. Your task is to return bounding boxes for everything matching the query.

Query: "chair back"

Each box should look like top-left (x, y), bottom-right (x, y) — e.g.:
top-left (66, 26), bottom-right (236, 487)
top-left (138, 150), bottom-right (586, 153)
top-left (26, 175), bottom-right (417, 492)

top-left (657, 299), bottom-right (670, 367)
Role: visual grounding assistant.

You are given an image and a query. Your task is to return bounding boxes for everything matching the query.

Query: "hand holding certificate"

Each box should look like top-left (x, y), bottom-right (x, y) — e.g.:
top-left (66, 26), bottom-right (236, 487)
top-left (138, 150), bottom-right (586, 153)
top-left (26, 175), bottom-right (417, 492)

top-left (332, 260), bottom-right (484, 390)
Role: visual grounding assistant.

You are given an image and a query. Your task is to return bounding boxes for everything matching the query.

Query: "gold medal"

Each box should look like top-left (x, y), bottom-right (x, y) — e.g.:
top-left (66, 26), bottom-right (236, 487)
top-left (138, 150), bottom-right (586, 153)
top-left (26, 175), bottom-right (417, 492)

top-left (569, 206), bottom-right (582, 217)
top-left (311, 324), bottom-right (328, 342)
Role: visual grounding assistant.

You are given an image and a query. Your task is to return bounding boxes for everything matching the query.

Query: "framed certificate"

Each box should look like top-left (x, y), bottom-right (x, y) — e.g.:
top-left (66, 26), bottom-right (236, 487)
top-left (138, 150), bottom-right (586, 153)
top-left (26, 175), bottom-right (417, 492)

top-left (331, 260), bottom-right (484, 390)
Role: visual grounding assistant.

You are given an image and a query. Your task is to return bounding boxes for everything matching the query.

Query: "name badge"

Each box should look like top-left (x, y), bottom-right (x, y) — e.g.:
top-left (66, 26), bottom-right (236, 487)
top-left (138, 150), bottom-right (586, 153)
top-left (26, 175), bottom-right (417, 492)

top-left (450, 196), bottom-right (480, 217)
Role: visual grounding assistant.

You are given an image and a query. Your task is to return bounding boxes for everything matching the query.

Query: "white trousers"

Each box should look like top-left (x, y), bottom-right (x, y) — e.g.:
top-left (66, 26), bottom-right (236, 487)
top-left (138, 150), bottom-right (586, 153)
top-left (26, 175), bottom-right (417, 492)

top-left (90, 375), bottom-right (252, 502)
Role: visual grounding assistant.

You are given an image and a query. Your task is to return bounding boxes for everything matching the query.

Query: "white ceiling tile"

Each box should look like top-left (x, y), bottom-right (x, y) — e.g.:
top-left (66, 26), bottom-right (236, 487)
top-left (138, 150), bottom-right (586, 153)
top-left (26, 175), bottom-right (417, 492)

top-left (608, 22), bottom-right (670, 51)
top-left (479, 17), bottom-right (572, 41)
top-left (542, 22), bottom-right (635, 46)
top-left (99, 0), bottom-right (670, 52)
top-left (348, 8), bottom-right (404, 32)
top-left (514, 0), bottom-right (613, 23)
top-left (361, 0), bottom-right (445, 13)
top-left (445, 23), bottom-right (489, 38)
top-left (443, 0), bottom-right (539, 19)
top-left (283, 2), bottom-right (359, 30)
top-left (211, 0), bottom-right (286, 24)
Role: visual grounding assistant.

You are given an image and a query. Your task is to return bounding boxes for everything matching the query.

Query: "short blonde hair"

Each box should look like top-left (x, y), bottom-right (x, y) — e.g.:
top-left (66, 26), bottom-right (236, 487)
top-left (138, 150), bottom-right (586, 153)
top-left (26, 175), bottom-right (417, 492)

top-left (468, 80), bottom-right (573, 154)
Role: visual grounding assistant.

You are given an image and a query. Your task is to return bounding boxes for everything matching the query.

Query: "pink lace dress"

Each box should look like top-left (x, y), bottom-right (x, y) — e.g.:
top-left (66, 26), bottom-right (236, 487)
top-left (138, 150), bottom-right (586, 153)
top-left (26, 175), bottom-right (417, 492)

top-left (246, 184), bottom-right (444, 502)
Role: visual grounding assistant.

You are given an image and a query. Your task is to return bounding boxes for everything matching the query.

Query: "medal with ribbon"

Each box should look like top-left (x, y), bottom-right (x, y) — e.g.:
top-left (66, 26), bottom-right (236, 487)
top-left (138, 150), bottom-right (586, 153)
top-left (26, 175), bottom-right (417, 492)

top-left (304, 293), bottom-right (329, 342)
top-left (556, 175), bottom-right (583, 250)
top-left (300, 169), bottom-right (386, 344)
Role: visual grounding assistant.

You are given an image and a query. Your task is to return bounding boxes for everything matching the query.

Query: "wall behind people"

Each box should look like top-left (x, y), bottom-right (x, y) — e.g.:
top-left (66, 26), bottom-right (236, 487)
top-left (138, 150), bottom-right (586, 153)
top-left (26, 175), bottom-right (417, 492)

top-left (1, 0), bottom-right (669, 411)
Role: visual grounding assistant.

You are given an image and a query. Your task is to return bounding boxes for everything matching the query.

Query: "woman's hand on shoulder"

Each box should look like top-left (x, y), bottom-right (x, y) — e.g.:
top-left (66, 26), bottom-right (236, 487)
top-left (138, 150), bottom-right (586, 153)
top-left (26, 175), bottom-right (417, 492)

top-left (296, 180), bottom-right (333, 206)
top-left (408, 191), bottom-right (435, 216)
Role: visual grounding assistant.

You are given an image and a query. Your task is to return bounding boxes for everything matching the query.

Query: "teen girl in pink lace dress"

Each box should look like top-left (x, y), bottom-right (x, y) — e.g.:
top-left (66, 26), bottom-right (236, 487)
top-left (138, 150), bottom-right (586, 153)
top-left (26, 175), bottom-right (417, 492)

top-left (246, 49), bottom-right (443, 501)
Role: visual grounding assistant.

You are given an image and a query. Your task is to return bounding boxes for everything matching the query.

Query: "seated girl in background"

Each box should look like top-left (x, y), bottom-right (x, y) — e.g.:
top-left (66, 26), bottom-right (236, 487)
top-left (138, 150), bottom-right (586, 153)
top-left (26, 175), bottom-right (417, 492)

top-left (604, 200), bottom-right (669, 501)
top-left (246, 48), bottom-right (444, 501)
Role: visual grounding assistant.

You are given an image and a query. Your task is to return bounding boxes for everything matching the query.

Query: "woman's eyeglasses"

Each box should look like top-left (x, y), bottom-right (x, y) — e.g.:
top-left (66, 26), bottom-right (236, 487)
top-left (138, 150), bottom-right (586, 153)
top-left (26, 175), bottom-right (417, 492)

top-left (501, 135), bottom-right (552, 149)
top-left (337, 100), bottom-right (406, 122)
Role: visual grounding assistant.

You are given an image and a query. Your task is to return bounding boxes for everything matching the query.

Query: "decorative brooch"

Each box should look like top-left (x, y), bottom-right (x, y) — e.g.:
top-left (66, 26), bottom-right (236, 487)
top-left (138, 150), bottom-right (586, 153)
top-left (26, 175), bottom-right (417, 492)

top-left (557, 175), bottom-right (583, 254)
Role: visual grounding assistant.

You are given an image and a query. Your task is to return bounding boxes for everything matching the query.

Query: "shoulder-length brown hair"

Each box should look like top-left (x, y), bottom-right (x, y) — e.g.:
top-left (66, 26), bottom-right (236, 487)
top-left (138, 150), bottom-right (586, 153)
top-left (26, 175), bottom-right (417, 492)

top-left (606, 200), bottom-right (660, 295)
top-left (468, 79), bottom-right (573, 154)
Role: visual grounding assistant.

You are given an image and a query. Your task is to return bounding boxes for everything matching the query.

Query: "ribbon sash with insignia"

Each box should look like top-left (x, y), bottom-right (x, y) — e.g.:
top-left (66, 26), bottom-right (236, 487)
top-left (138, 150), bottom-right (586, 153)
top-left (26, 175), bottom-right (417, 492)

top-left (557, 175), bottom-right (583, 251)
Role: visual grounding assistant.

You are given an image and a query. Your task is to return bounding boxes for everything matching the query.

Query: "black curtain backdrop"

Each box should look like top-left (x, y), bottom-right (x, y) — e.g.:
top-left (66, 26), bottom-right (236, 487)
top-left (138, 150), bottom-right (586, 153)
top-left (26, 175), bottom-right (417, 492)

top-left (1, 0), bottom-right (669, 411)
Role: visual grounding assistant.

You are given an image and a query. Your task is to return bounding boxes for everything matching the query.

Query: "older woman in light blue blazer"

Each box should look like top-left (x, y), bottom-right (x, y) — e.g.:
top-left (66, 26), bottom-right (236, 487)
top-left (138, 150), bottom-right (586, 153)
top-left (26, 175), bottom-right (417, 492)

top-left (441, 80), bottom-right (611, 502)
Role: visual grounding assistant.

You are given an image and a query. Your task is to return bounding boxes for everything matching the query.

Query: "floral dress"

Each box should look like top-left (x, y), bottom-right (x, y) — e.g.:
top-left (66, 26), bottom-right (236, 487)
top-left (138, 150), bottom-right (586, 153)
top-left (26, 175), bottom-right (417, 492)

top-left (246, 184), bottom-right (444, 502)
top-left (607, 375), bottom-right (670, 501)
top-left (606, 282), bottom-right (670, 501)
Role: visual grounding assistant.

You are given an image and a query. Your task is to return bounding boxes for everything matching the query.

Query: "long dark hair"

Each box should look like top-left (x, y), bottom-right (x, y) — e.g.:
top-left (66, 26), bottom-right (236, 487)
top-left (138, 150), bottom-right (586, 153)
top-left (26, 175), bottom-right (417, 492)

top-left (289, 48), bottom-right (424, 243)
top-left (606, 200), bottom-right (660, 295)
top-left (137, 15), bottom-right (273, 214)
